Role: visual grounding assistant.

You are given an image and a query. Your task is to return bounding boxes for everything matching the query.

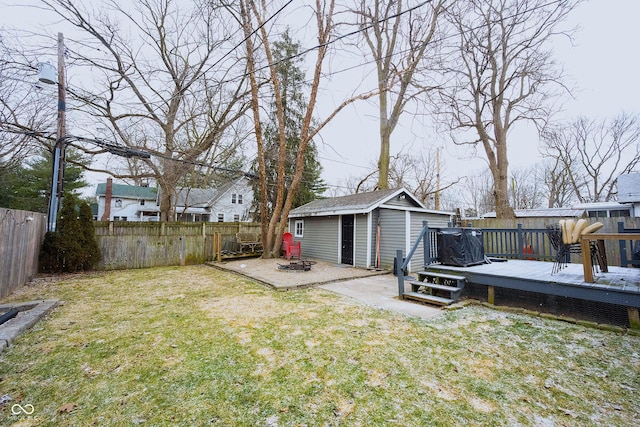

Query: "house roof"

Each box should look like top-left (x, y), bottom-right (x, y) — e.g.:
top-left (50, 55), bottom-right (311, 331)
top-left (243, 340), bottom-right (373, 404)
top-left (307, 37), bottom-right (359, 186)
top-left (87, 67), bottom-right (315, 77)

top-left (95, 182), bottom-right (157, 200)
top-left (174, 177), bottom-right (251, 208)
top-left (289, 187), bottom-right (452, 218)
top-left (617, 172), bottom-right (640, 203)
top-left (481, 208), bottom-right (586, 218)
top-left (174, 187), bottom-right (217, 208)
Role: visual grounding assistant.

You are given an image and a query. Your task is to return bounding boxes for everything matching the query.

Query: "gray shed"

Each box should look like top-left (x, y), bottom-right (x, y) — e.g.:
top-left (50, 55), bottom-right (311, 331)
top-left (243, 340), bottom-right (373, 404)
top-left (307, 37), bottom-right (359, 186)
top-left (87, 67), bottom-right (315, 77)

top-left (287, 188), bottom-right (454, 272)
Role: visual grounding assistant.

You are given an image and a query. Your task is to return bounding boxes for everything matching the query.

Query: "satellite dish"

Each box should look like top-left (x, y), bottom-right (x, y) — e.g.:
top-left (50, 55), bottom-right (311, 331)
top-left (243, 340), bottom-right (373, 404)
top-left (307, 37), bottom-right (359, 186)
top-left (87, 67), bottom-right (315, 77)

top-left (37, 62), bottom-right (57, 85)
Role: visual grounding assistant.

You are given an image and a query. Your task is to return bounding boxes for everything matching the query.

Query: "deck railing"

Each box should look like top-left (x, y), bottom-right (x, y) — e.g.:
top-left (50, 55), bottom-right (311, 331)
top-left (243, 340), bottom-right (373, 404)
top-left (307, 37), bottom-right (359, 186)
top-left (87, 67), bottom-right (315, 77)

top-left (618, 222), bottom-right (640, 268)
top-left (398, 221), bottom-right (640, 274)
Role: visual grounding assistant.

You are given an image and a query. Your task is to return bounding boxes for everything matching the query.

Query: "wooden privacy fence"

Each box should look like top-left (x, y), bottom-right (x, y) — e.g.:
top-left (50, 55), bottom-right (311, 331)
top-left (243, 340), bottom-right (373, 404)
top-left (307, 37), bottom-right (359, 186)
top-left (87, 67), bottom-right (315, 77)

top-left (0, 208), bottom-right (47, 298)
top-left (93, 222), bottom-right (262, 270)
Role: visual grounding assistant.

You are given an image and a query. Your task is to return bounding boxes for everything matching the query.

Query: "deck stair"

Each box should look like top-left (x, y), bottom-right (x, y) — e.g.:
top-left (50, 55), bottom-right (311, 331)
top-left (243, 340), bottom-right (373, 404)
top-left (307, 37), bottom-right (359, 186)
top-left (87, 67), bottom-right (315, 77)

top-left (403, 271), bottom-right (466, 306)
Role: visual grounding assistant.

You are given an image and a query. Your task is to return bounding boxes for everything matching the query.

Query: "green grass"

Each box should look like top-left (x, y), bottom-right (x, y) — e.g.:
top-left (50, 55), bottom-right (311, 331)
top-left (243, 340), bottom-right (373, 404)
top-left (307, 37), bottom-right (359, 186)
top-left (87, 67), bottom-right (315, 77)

top-left (0, 265), bottom-right (639, 426)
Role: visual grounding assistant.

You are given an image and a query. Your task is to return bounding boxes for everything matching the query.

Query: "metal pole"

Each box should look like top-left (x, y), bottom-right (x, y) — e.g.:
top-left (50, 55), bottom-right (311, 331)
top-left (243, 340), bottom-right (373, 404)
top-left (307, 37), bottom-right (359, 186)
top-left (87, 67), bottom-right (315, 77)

top-left (435, 147), bottom-right (441, 211)
top-left (47, 32), bottom-right (66, 232)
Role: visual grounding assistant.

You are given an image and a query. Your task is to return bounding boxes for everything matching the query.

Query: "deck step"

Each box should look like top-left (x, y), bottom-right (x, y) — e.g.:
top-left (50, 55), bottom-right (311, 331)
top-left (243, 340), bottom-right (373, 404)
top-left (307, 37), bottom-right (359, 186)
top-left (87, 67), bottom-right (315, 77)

top-left (403, 292), bottom-right (455, 306)
top-left (417, 271), bottom-right (466, 282)
top-left (409, 281), bottom-right (462, 293)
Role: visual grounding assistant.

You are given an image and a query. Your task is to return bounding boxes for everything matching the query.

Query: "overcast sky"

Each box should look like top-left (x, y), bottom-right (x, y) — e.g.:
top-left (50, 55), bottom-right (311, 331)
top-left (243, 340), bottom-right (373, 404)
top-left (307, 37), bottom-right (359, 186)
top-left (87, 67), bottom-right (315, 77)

top-left (313, 0), bottom-right (640, 195)
top-left (1, 0), bottom-right (639, 198)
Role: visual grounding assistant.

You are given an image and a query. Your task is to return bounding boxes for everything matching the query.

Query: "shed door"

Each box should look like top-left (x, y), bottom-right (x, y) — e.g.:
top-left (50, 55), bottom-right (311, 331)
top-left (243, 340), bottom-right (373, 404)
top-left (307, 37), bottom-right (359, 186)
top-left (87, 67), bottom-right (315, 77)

top-left (341, 215), bottom-right (354, 265)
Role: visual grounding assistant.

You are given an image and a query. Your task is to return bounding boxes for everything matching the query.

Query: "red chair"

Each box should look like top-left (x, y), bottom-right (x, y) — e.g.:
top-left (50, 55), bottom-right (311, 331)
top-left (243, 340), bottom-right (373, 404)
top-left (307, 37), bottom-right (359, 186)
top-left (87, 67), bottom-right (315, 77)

top-left (282, 232), bottom-right (301, 260)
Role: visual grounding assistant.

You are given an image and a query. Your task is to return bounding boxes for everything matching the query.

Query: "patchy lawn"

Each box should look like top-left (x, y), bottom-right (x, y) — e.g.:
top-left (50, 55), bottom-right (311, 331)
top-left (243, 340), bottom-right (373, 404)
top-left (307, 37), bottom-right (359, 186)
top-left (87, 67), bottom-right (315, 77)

top-left (0, 265), bottom-right (638, 426)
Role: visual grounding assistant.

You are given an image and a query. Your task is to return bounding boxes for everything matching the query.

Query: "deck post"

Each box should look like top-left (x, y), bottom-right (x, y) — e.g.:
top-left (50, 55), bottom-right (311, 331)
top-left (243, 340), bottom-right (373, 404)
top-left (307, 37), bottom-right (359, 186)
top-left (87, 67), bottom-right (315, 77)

top-left (628, 308), bottom-right (640, 330)
top-left (422, 221), bottom-right (429, 267)
top-left (517, 224), bottom-right (524, 260)
top-left (487, 286), bottom-right (495, 305)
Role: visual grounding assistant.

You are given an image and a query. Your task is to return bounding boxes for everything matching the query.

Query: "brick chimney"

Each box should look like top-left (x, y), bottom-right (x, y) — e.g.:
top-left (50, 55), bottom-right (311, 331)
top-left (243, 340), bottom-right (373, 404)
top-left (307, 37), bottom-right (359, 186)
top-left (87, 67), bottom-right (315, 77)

top-left (101, 178), bottom-right (113, 221)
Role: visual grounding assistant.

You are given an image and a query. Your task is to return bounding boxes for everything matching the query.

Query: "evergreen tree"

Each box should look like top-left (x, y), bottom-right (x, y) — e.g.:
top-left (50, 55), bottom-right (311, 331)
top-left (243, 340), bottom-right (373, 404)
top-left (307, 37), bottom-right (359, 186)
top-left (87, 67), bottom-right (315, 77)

top-left (57, 193), bottom-right (83, 272)
top-left (0, 148), bottom-right (89, 212)
top-left (250, 30), bottom-right (326, 221)
top-left (78, 201), bottom-right (101, 270)
top-left (40, 193), bottom-right (100, 273)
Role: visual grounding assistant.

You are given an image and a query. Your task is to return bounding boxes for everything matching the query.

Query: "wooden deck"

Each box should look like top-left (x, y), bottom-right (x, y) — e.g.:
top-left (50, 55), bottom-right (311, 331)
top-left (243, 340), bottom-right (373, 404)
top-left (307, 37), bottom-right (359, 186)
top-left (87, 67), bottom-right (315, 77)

top-left (423, 259), bottom-right (640, 309)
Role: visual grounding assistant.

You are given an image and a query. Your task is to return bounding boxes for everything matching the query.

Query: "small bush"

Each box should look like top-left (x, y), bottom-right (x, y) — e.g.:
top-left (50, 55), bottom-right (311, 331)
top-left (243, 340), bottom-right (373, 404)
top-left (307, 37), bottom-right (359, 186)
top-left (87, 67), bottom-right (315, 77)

top-left (39, 193), bottom-right (101, 272)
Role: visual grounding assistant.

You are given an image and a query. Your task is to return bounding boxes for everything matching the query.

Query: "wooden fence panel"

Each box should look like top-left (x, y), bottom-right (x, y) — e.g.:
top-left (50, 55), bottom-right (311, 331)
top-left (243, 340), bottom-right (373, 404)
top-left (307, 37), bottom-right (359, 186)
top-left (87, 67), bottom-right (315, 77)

top-left (95, 221), bottom-right (262, 270)
top-left (0, 208), bottom-right (47, 298)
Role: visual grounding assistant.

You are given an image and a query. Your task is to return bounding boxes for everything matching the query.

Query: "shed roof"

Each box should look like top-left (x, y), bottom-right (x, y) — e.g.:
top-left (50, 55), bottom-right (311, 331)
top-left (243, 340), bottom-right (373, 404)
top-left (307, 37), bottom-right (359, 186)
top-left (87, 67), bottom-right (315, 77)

top-left (289, 188), bottom-right (452, 218)
top-left (95, 183), bottom-right (157, 200)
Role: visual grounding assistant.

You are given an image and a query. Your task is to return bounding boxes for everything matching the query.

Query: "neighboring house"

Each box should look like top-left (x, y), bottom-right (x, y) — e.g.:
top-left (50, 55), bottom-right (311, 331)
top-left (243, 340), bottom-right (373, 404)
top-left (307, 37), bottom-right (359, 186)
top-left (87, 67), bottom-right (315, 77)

top-left (95, 178), bottom-right (159, 222)
top-left (481, 203), bottom-right (634, 220)
top-left (288, 188), bottom-right (454, 272)
top-left (608, 172), bottom-right (640, 217)
top-left (173, 177), bottom-right (254, 222)
top-left (95, 176), bottom-right (254, 222)
top-left (481, 172), bottom-right (640, 220)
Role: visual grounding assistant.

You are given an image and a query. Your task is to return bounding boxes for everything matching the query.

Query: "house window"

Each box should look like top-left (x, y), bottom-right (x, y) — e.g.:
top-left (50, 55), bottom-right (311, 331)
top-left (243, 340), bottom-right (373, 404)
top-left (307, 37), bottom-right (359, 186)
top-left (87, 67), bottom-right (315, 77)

top-left (234, 214), bottom-right (240, 222)
top-left (115, 199), bottom-right (122, 208)
top-left (121, 217), bottom-right (127, 221)
top-left (113, 216), bottom-right (120, 221)
top-left (217, 213), bottom-right (224, 222)
top-left (609, 209), bottom-right (630, 217)
top-left (231, 194), bottom-right (236, 204)
top-left (140, 199), bottom-right (145, 206)
top-left (294, 220), bottom-right (304, 238)
top-left (238, 194), bottom-right (243, 204)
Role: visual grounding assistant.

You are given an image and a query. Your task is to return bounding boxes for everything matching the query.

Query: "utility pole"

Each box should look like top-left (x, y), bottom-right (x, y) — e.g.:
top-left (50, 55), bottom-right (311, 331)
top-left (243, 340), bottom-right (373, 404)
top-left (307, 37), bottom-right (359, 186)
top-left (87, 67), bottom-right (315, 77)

top-left (435, 147), bottom-right (441, 210)
top-left (46, 32), bottom-right (66, 232)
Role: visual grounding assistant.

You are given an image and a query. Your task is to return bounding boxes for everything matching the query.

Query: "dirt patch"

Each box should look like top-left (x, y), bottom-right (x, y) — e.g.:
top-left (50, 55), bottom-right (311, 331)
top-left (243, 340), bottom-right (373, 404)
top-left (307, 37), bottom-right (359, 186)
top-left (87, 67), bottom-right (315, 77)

top-left (209, 257), bottom-right (388, 290)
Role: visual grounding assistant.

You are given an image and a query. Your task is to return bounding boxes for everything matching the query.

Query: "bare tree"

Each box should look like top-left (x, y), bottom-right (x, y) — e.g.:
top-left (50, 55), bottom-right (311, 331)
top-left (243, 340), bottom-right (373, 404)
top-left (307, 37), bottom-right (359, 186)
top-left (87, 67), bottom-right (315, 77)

top-left (339, 149), bottom-right (457, 208)
top-left (436, 0), bottom-right (580, 218)
top-left (457, 169), bottom-right (495, 217)
top-left (509, 165), bottom-right (546, 209)
top-left (542, 112), bottom-right (640, 203)
top-left (237, 0), bottom-right (377, 258)
top-left (541, 157), bottom-right (576, 208)
top-left (0, 32), bottom-right (54, 170)
top-left (352, 0), bottom-right (446, 190)
top-left (36, 0), bottom-right (251, 220)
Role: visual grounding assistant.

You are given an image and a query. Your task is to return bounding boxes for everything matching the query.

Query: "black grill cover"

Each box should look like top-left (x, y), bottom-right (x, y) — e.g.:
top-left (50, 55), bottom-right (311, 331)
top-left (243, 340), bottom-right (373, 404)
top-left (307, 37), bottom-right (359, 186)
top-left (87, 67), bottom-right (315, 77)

top-left (437, 228), bottom-right (485, 267)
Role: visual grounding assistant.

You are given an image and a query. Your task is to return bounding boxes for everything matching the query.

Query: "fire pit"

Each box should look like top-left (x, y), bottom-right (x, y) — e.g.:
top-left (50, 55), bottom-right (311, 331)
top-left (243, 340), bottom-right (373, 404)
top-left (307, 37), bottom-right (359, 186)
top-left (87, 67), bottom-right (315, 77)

top-left (277, 260), bottom-right (316, 272)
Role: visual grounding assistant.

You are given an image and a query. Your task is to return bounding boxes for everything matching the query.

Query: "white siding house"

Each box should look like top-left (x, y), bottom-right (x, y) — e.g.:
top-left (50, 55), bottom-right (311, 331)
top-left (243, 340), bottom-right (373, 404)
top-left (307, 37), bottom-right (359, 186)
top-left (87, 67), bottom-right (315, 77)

top-left (95, 178), bottom-right (159, 222)
top-left (95, 177), bottom-right (254, 222)
top-left (173, 177), bottom-right (254, 222)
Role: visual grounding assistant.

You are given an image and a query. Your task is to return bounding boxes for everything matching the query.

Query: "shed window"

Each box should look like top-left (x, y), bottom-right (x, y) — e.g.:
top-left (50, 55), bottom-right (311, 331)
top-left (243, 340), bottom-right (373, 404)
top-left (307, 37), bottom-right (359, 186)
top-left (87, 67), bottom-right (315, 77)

top-left (294, 220), bottom-right (304, 238)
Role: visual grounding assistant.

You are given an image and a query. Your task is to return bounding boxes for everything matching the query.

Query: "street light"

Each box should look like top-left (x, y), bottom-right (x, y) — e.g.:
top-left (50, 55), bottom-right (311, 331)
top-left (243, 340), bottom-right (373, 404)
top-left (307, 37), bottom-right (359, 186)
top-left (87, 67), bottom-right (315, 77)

top-left (38, 32), bottom-right (66, 232)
